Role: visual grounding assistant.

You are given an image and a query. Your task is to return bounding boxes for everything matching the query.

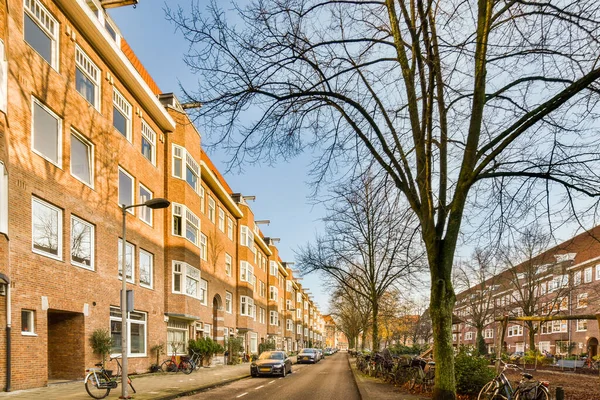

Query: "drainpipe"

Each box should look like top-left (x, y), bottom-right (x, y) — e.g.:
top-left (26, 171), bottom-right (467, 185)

top-left (6, 280), bottom-right (10, 392)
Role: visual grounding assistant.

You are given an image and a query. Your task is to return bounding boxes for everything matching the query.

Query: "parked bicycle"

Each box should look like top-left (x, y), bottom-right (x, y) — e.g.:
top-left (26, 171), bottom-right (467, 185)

top-left (84, 355), bottom-right (136, 399)
top-left (189, 348), bottom-right (202, 370)
top-left (583, 357), bottom-right (599, 370)
top-left (160, 354), bottom-right (194, 374)
top-left (478, 359), bottom-right (550, 400)
top-left (408, 357), bottom-right (435, 393)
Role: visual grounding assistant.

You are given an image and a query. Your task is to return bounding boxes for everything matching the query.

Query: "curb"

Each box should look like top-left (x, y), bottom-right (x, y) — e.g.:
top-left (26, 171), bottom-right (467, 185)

top-left (347, 355), bottom-right (364, 400)
top-left (154, 373), bottom-right (251, 399)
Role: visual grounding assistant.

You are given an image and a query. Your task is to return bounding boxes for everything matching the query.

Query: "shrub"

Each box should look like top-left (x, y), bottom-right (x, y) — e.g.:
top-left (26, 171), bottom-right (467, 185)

top-left (89, 328), bottom-right (112, 367)
top-left (189, 337), bottom-right (224, 366)
top-left (259, 339), bottom-right (276, 354)
top-left (225, 337), bottom-right (244, 365)
top-left (522, 350), bottom-right (549, 366)
top-left (455, 347), bottom-right (495, 395)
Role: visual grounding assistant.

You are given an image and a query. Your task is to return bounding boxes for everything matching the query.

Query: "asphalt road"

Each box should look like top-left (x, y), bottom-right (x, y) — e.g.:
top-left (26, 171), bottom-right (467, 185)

top-left (182, 352), bottom-right (360, 400)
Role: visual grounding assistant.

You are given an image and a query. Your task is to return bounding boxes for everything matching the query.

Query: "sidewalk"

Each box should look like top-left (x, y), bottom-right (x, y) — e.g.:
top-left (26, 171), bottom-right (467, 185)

top-left (0, 362), bottom-right (253, 400)
top-left (347, 356), bottom-right (428, 400)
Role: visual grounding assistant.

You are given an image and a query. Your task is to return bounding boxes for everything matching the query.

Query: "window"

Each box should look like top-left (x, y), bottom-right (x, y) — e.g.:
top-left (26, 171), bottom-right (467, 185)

top-left (118, 167), bottom-right (134, 210)
top-left (110, 306), bottom-right (147, 356)
top-left (172, 261), bottom-right (201, 299)
top-left (558, 296), bottom-right (569, 311)
top-left (21, 310), bottom-right (35, 335)
top-left (270, 310), bottom-right (279, 326)
top-left (539, 282), bottom-right (547, 295)
top-left (250, 332), bottom-right (258, 354)
top-left (208, 197), bottom-right (215, 223)
top-left (270, 261), bottom-right (278, 276)
top-left (113, 89), bottom-right (131, 140)
top-left (227, 217), bottom-right (233, 240)
top-left (0, 41), bottom-right (5, 114)
top-left (0, 163), bottom-right (7, 235)
top-left (573, 271), bottom-right (581, 286)
top-left (172, 145), bottom-right (183, 178)
top-left (200, 186), bottom-right (205, 213)
top-left (508, 325), bottom-right (523, 337)
top-left (139, 249), bottom-right (153, 289)
top-left (269, 286), bottom-right (278, 301)
top-left (32, 197), bottom-right (62, 259)
top-left (240, 261), bottom-right (255, 286)
top-left (296, 308), bottom-right (302, 319)
top-left (596, 264), bottom-right (600, 280)
top-left (297, 292), bottom-right (302, 303)
top-left (75, 46), bottom-right (100, 108)
top-left (199, 278), bottom-right (208, 306)
top-left (465, 332), bottom-right (473, 340)
top-left (204, 324), bottom-right (212, 337)
top-left (104, 19), bottom-right (118, 42)
top-left (538, 341), bottom-right (550, 353)
top-left (577, 293), bottom-right (588, 308)
top-left (484, 329), bottom-right (493, 339)
top-left (287, 319), bottom-right (293, 331)
top-left (225, 291), bottom-right (232, 313)
top-left (24, 0), bottom-right (58, 68)
top-left (141, 120), bottom-right (156, 165)
top-left (584, 267), bottom-right (592, 283)
top-left (32, 98), bottom-right (61, 166)
top-left (240, 225), bottom-right (254, 248)
top-left (577, 319), bottom-right (587, 332)
top-left (550, 274), bottom-right (568, 291)
top-left (71, 215), bottom-right (94, 269)
top-left (118, 239), bottom-right (134, 283)
top-left (541, 320), bottom-right (567, 334)
top-left (240, 296), bottom-right (254, 317)
top-left (137, 184), bottom-right (153, 225)
top-left (186, 153), bottom-right (200, 192)
top-left (218, 208), bottom-right (225, 231)
top-left (167, 319), bottom-right (188, 355)
top-left (225, 253), bottom-right (232, 276)
top-left (259, 280), bottom-right (266, 298)
top-left (287, 280), bottom-right (293, 292)
top-left (171, 203), bottom-right (200, 246)
top-left (297, 323), bottom-right (302, 334)
top-left (200, 233), bottom-right (207, 260)
top-left (259, 307), bottom-right (266, 324)
top-left (70, 130), bottom-right (93, 186)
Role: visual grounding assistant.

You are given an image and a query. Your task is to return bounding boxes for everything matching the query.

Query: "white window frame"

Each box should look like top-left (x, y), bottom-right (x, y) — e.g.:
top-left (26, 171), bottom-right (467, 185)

top-left (112, 88), bottom-right (131, 141)
top-left (21, 309), bottom-right (36, 335)
top-left (141, 120), bottom-right (156, 166)
top-left (31, 197), bottom-right (62, 260)
top-left (269, 261), bottom-right (278, 276)
top-left (208, 197), bottom-right (215, 223)
top-left (484, 329), bottom-right (493, 339)
top-left (0, 162), bottom-right (7, 235)
top-left (218, 208), bottom-right (225, 231)
top-left (172, 261), bottom-right (201, 299)
top-left (240, 296), bottom-right (254, 317)
top-left (200, 186), bottom-right (205, 213)
top-left (110, 306), bottom-right (147, 357)
top-left (70, 129), bottom-right (94, 188)
top-left (240, 225), bottom-right (254, 248)
top-left (24, 0), bottom-right (59, 69)
top-left (577, 293), bottom-right (588, 308)
top-left (240, 261), bottom-right (255, 285)
top-left (118, 167), bottom-right (135, 213)
top-left (225, 291), bottom-right (232, 313)
top-left (227, 217), bottom-right (233, 240)
top-left (259, 307), bottom-right (266, 324)
top-left (270, 310), bottom-right (279, 326)
top-left (138, 183), bottom-right (153, 226)
top-left (172, 144), bottom-right (183, 179)
top-left (596, 264), bottom-right (600, 281)
top-left (75, 45), bottom-right (100, 109)
top-left (584, 267), bottom-right (592, 283)
top-left (31, 97), bottom-right (62, 167)
top-left (286, 319), bottom-right (293, 331)
top-left (573, 271), bottom-right (581, 286)
top-left (199, 278), bottom-right (208, 306)
top-left (269, 285), bottom-right (278, 301)
top-left (225, 253), bottom-right (232, 276)
top-left (200, 233), bottom-right (207, 260)
top-left (167, 319), bottom-right (189, 355)
top-left (465, 331), bottom-right (473, 340)
top-left (577, 319), bottom-right (587, 332)
top-left (139, 249), bottom-right (153, 289)
top-left (171, 203), bottom-right (200, 246)
top-left (118, 238), bottom-right (135, 283)
top-left (70, 215), bottom-right (94, 270)
top-left (185, 152), bottom-right (200, 193)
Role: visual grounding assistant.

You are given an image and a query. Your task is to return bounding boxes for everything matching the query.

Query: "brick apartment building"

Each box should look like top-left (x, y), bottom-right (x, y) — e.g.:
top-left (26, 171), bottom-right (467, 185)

top-left (0, 0), bottom-right (324, 391)
top-left (454, 226), bottom-right (600, 359)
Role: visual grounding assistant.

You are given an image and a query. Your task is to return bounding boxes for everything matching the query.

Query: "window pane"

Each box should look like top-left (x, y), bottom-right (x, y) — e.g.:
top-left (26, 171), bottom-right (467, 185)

top-left (139, 250), bottom-right (152, 287)
top-left (139, 185), bottom-right (152, 224)
top-left (33, 102), bottom-right (59, 164)
top-left (113, 107), bottom-right (128, 137)
top-left (186, 167), bottom-right (197, 190)
top-left (24, 14), bottom-right (52, 64)
top-left (118, 240), bottom-right (133, 280)
top-left (130, 321), bottom-right (145, 354)
top-left (32, 199), bottom-right (60, 256)
top-left (118, 169), bottom-right (133, 207)
top-left (76, 68), bottom-right (95, 105)
top-left (110, 319), bottom-right (122, 353)
top-left (71, 133), bottom-right (91, 185)
top-left (21, 310), bottom-right (33, 333)
top-left (71, 217), bottom-right (93, 268)
top-left (141, 137), bottom-right (153, 162)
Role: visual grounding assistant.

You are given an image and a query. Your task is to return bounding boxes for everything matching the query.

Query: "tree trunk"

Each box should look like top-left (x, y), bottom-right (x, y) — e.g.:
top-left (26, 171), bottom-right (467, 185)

top-left (361, 331), bottom-right (367, 350)
top-left (371, 300), bottom-right (380, 351)
top-left (476, 329), bottom-right (487, 355)
top-left (527, 323), bottom-right (536, 352)
top-left (430, 274), bottom-right (456, 400)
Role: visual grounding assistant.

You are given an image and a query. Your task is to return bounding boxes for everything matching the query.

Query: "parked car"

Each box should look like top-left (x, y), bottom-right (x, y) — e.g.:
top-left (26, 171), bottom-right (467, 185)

top-left (297, 348), bottom-right (319, 364)
top-left (324, 348), bottom-right (334, 356)
top-left (509, 351), bottom-right (525, 362)
top-left (316, 348), bottom-right (324, 360)
top-left (250, 351), bottom-right (292, 377)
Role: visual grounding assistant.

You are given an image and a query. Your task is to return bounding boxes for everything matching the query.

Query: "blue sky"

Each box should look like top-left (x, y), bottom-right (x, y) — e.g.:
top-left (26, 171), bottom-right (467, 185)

top-left (108, 1), bottom-right (330, 311)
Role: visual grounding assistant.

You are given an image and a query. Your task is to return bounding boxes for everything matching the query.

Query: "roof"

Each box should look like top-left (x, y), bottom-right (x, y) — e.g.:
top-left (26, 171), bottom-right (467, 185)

top-left (120, 39), bottom-right (162, 96)
top-left (201, 149), bottom-right (234, 194)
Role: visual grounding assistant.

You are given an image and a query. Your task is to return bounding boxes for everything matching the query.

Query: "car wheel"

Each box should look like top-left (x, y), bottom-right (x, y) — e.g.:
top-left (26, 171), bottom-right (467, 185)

top-left (282, 367), bottom-right (287, 377)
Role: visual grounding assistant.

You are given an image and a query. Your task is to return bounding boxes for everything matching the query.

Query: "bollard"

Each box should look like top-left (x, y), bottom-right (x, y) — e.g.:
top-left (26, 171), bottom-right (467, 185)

top-left (555, 386), bottom-right (564, 400)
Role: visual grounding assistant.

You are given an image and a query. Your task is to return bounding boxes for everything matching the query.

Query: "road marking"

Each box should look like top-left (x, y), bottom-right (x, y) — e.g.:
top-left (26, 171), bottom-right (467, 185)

top-left (236, 393), bottom-right (248, 398)
top-left (255, 385), bottom-right (265, 389)
top-left (268, 380), bottom-right (276, 384)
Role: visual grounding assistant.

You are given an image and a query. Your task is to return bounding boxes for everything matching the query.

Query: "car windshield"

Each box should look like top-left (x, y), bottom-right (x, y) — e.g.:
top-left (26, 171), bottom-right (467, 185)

top-left (300, 349), bottom-right (313, 353)
top-left (259, 351), bottom-right (284, 360)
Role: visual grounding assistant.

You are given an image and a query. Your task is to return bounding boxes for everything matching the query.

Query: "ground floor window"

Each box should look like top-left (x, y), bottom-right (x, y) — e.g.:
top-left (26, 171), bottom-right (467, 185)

top-left (110, 306), bottom-right (147, 356)
top-left (515, 342), bottom-right (524, 352)
top-left (167, 319), bottom-right (189, 355)
top-left (250, 332), bottom-right (258, 354)
top-left (538, 341), bottom-right (551, 353)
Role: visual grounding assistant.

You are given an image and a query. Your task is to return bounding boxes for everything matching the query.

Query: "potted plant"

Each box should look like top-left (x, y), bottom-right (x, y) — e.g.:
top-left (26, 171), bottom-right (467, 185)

top-left (89, 328), bottom-right (112, 368)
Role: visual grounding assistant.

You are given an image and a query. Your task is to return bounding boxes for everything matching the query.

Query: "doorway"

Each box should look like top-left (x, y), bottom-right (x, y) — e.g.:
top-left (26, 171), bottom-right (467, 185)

top-left (212, 295), bottom-right (224, 344)
top-left (588, 337), bottom-right (598, 358)
top-left (47, 310), bottom-right (85, 380)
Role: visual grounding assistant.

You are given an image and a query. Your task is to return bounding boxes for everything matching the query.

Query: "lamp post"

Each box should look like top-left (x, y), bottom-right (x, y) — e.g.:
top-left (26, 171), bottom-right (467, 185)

top-left (120, 197), bottom-right (169, 399)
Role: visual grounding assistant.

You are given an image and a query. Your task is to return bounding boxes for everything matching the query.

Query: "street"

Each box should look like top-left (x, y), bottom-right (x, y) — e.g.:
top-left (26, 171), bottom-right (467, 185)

top-left (182, 353), bottom-right (360, 400)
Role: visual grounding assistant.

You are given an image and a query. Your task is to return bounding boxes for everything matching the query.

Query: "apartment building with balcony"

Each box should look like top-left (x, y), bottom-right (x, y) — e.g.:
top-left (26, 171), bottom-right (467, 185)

top-left (454, 226), bottom-right (600, 359)
top-left (0, 0), bottom-right (324, 391)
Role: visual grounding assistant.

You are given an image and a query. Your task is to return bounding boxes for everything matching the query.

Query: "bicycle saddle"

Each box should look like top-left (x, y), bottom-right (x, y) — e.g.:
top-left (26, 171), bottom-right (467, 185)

top-left (521, 372), bottom-right (533, 379)
top-left (95, 363), bottom-right (103, 367)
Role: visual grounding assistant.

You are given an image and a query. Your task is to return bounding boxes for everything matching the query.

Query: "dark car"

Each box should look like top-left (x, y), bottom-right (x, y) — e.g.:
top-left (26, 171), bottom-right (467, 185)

top-left (297, 348), bottom-right (319, 364)
top-left (250, 351), bottom-right (292, 377)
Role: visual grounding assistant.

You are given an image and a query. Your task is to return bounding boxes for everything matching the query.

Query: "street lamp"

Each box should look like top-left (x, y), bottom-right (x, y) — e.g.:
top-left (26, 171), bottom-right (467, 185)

top-left (120, 197), bottom-right (169, 399)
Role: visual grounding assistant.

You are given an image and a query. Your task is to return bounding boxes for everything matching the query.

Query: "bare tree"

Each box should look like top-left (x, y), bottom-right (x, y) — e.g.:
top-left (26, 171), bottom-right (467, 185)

top-left (167, 1), bottom-right (600, 397)
top-left (454, 249), bottom-right (501, 355)
top-left (329, 281), bottom-right (371, 350)
top-left (498, 226), bottom-right (573, 352)
top-left (296, 172), bottom-right (422, 351)
top-left (207, 226), bottom-right (225, 273)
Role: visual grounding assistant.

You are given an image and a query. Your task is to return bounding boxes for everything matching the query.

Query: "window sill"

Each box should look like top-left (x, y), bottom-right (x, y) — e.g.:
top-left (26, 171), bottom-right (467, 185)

top-left (21, 332), bottom-right (38, 337)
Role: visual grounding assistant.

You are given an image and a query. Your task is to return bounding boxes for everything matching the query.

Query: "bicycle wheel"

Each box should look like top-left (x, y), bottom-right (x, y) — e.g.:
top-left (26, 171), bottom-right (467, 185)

top-left (160, 360), bottom-right (178, 373)
top-left (180, 359), bottom-right (193, 375)
top-left (408, 368), bottom-right (419, 390)
top-left (84, 371), bottom-right (111, 399)
top-left (478, 380), bottom-right (498, 400)
top-left (514, 387), bottom-right (549, 400)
